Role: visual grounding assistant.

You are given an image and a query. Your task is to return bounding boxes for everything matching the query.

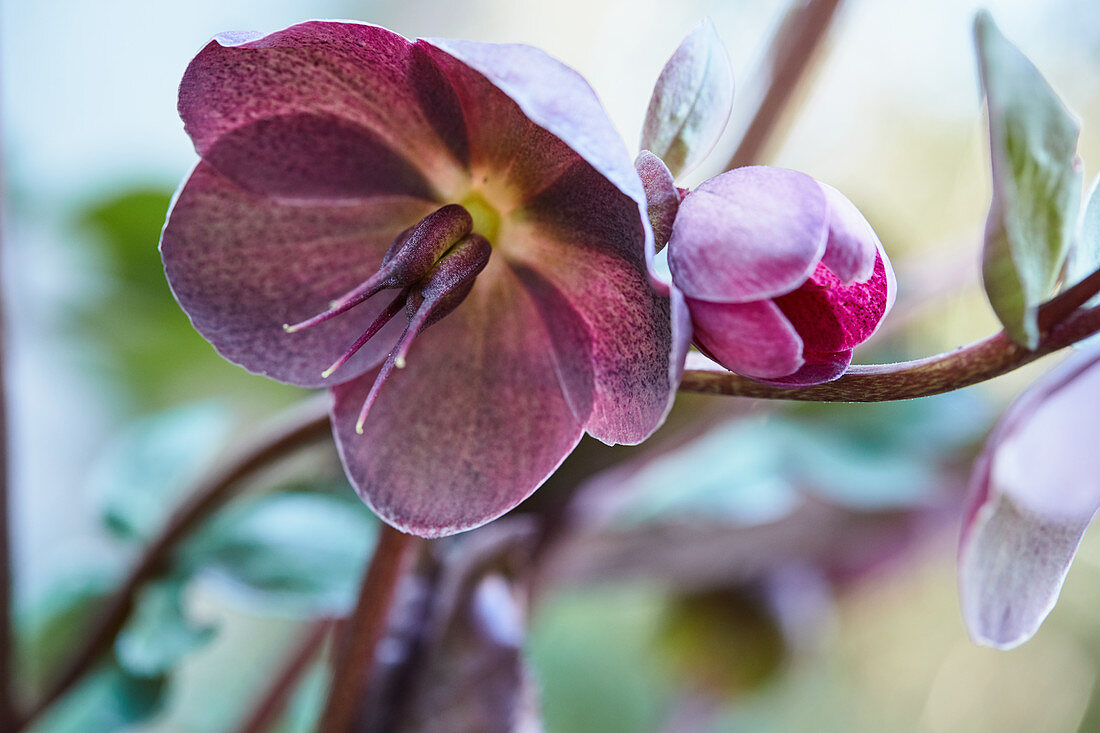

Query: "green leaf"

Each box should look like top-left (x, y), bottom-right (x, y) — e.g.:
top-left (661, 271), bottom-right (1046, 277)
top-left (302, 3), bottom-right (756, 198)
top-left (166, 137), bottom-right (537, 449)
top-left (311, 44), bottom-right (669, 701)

top-left (1065, 173), bottom-right (1100, 307)
top-left (32, 662), bottom-right (168, 733)
top-left (88, 403), bottom-right (233, 542)
top-left (114, 578), bottom-right (216, 677)
top-left (640, 18), bottom-right (733, 179)
top-left (182, 493), bottom-right (377, 616)
top-left (975, 11), bottom-right (1083, 347)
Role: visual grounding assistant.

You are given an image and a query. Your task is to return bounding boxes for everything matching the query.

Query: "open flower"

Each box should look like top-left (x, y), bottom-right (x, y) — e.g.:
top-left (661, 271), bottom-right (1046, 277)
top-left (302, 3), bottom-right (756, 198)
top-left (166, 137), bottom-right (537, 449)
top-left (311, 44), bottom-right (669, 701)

top-left (667, 166), bottom-right (895, 386)
top-left (161, 21), bottom-right (688, 537)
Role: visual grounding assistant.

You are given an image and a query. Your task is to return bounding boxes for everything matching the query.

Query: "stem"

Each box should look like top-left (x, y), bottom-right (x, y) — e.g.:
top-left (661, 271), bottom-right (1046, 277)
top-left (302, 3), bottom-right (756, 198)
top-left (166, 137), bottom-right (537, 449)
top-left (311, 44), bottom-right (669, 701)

top-left (318, 524), bottom-right (418, 733)
top-left (679, 300), bottom-right (1100, 401)
top-left (725, 0), bottom-right (844, 170)
top-left (18, 396), bottom-right (332, 730)
top-left (0, 143), bottom-right (17, 731)
top-left (233, 619), bottom-right (333, 733)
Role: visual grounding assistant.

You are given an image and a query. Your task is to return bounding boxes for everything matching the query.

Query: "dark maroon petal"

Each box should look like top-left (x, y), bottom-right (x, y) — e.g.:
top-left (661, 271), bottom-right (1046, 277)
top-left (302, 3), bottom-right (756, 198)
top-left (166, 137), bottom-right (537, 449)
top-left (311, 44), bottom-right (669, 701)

top-left (635, 151), bottom-right (680, 252)
top-left (668, 166), bottom-right (828, 303)
top-left (773, 250), bottom-right (891, 354)
top-left (504, 167), bottom-right (682, 445)
top-left (817, 181), bottom-right (880, 284)
top-left (423, 38), bottom-right (649, 226)
top-left (161, 163), bottom-right (436, 387)
top-left (750, 350), bottom-right (853, 388)
top-left (180, 22), bottom-right (470, 198)
top-left (331, 258), bottom-right (584, 537)
top-left (685, 296), bottom-right (804, 380)
top-left (960, 347), bottom-right (1100, 648)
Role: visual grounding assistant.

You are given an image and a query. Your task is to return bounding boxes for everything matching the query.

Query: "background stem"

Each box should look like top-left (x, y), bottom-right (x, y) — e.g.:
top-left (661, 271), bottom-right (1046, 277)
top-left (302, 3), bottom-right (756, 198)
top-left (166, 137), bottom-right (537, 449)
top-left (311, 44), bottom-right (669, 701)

top-left (318, 524), bottom-right (418, 733)
top-left (725, 0), bottom-right (844, 170)
top-left (17, 396), bottom-right (332, 730)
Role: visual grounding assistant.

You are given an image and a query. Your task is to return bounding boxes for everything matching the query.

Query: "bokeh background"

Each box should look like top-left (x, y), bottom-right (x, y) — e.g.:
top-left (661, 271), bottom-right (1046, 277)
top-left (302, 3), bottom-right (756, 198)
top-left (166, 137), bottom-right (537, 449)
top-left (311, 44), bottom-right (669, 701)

top-left (2, 0), bottom-right (1100, 731)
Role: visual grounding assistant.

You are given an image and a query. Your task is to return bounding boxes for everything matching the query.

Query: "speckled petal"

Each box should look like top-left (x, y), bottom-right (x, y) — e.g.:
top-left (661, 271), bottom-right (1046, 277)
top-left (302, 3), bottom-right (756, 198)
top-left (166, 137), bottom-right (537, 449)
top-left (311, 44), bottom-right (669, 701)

top-left (668, 166), bottom-right (828, 303)
top-left (774, 250), bottom-right (892, 354)
top-left (685, 296), bottom-right (804, 380)
top-left (635, 151), bottom-right (680, 252)
top-left (960, 348), bottom-right (1100, 649)
top-left (161, 163), bottom-right (436, 387)
top-left (817, 181), bottom-right (880, 284)
top-left (331, 258), bottom-right (584, 537)
top-left (505, 161), bottom-right (684, 445)
top-left (179, 21), bottom-right (470, 197)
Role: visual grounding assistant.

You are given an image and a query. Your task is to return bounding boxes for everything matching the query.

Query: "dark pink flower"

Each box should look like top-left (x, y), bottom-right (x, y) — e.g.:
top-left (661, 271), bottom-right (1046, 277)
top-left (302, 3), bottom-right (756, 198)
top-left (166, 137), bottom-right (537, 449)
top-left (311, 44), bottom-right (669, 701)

top-left (161, 21), bottom-right (688, 537)
top-left (667, 166), bottom-right (895, 386)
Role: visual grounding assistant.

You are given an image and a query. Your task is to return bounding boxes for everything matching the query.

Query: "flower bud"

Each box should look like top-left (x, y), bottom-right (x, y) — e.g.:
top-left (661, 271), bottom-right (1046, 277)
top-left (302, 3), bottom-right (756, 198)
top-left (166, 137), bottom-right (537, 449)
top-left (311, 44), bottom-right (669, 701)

top-left (668, 166), bottom-right (896, 386)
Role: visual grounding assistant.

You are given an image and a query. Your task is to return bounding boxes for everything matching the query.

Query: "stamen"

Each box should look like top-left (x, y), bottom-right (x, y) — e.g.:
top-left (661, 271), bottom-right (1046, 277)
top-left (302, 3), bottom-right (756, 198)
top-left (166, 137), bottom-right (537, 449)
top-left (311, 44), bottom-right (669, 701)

top-left (283, 205), bottom-right (473, 334)
top-left (353, 234), bottom-right (492, 433)
top-left (320, 289), bottom-right (408, 379)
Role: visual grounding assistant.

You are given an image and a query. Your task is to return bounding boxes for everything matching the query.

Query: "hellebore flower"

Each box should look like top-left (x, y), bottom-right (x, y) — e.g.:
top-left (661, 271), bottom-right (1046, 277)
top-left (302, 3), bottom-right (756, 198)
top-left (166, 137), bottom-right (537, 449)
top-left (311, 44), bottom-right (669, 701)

top-left (667, 166), bottom-right (896, 386)
top-left (161, 21), bottom-right (688, 537)
top-left (959, 345), bottom-right (1100, 649)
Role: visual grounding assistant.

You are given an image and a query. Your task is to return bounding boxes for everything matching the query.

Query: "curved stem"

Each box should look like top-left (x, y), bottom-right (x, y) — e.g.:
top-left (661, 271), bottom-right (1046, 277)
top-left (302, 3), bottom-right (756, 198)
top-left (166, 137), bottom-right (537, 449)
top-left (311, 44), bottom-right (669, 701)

top-left (319, 524), bottom-right (418, 733)
top-left (725, 0), bottom-right (844, 170)
top-left (680, 301), bottom-right (1100, 401)
top-left (233, 619), bottom-right (333, 733)
top-left (18, 396), bottom-right (332, 730)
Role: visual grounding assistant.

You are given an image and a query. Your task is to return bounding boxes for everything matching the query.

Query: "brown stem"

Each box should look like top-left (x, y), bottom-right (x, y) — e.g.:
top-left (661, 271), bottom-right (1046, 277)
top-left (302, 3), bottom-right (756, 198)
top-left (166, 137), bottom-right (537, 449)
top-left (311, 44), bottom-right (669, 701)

top-left (0, 142), bottom-right (17, 731)
top-left (725, 0), bottom-right (844, 170)
top-left (318, 524), bottom-right (418, 733)
top-left (17, 396), bottom-right (332, 730)
top-left (680, 300), bottom-right (1100, 401)
top-left (233, 619), bottom-right (333, 733)
top-left (1039, 267), bottom-right (1100, 332)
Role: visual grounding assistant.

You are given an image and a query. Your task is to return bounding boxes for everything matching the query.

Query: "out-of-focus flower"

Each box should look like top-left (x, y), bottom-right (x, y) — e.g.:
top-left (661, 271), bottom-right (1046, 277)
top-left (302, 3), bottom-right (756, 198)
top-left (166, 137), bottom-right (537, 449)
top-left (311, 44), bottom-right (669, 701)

top-left (667, 166), bottom-right (895, 386)
top-left (959, 345), bottom-right (1100, 649)
top-left (161, 21), bottom-right (688, 537)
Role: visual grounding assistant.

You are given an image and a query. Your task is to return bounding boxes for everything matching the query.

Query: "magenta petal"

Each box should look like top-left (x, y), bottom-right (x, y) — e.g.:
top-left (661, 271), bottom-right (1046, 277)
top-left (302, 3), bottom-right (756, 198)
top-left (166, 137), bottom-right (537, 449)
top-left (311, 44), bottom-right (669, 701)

top-left (960, 349), bottom-right (1100, 649)
top-left (773, 251), bottom-right (892, 353)
top-left (750, 349), bottom-right (852, 387)
top-left (686, 296), bottom-right (804, 380)
top-left (161, 163), bottom-right (436, 387)
top-left (668, 167), bottom-right (828, 303)
top-left (180, 21), bottom-right (470, 195)
top-left (331, 259), bottom-right (584, 537)
top-left (817, 182), bottom-right (879, 284)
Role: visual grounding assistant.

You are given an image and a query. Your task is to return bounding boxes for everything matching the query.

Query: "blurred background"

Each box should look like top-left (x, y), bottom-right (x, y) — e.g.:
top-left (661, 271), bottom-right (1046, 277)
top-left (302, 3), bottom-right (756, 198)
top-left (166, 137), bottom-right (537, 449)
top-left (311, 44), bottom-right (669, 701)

top-left (2, 0), bottom-right (1100, 731)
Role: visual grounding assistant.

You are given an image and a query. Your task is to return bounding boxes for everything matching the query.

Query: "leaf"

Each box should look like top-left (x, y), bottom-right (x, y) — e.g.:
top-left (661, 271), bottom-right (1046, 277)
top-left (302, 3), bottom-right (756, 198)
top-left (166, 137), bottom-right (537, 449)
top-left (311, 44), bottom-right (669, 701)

top-left (1065, 173), bottom-right (1100, 306)
top-left (33, 662), bottom-right (168, 733)
top-left (182, 493), bottom-right (377, 616)
top-left (959, 345), bottom-right (1100, 649)
top-left (640, 19), bottom-right (733, 179)
top-left (88, 402), bottom-right (233, 541)
top-left (115, 578), bottom-right (216, 677)
top-left (975, 11), bottom-right (1083, 347)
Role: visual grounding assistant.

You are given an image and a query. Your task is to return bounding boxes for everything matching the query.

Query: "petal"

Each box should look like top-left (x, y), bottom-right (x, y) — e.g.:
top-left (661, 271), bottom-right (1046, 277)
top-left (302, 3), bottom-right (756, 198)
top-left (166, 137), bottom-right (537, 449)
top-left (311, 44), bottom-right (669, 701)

top-left (685, 296), bottom-right (804, 380)
top-left (959, 348), bottom-right (1100, 649)
top-left (331, 258), bottom-right (584, 537)
top-left (668, 166), bottom-right (829, 303)
top-left (817, 181), bottom-right (880, 284)
top-left (635, 151), bottom-right (680, 252)
top-left (180, 21), bottom-right (470, 197)
top-left (161, 162), bottom-right (436, 387)
top-left (750, 349), bottom-right (852, 387)
top-left (773, 250), bottom-right (892, 353)
top-left (503, 165), bottom-right (683, 445)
